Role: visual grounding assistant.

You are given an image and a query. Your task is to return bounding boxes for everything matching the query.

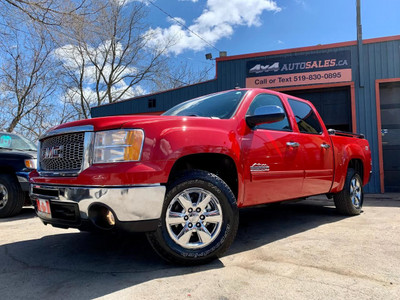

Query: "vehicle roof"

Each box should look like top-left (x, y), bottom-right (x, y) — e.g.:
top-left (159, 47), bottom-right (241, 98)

top-left (235, 88), bottom-right (313, 104)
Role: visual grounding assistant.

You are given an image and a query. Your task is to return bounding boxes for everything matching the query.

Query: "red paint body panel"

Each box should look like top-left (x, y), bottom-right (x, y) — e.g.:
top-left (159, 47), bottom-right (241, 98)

top-left (241, 129), bottom-right (305, 206)
top-left (30, 88), bottom-right (371, 207)
top-left (329, 136), bottom-right (372, 193)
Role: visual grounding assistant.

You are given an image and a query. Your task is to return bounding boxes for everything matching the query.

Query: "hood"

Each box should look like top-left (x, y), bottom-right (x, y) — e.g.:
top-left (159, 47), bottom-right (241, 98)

top-left (47, 114), bottom-right (228, 133)
top-left (48, 115), bottom-right (180, 132)
top-left (0, 148), bottom-right (37, 159)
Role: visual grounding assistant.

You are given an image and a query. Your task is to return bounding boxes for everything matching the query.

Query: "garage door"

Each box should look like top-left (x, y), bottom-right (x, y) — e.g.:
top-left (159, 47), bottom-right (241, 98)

top-left (380, 82), bottom-right (400, 192)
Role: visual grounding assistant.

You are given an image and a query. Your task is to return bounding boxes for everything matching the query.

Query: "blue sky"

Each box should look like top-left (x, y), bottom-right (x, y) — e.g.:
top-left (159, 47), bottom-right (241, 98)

top-left (144, 0), bottom-right (400, 74)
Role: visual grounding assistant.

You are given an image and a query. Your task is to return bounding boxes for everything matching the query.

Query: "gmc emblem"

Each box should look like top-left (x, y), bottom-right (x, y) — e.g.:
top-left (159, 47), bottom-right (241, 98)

top-left (42, 145), bottom-right (64, 159)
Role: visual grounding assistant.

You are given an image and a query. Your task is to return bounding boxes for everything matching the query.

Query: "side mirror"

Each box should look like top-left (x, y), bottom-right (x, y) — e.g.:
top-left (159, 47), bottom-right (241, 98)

top-left (246, 105), bottom-right (285, 129)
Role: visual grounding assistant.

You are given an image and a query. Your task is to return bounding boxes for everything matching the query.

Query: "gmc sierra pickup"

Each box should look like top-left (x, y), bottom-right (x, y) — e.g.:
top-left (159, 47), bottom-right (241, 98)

top-left (30, 88), bottom-right (371, 264)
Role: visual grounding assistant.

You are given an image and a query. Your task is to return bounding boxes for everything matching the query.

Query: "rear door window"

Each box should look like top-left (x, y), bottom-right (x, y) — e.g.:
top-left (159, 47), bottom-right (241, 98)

top-left (288, 99), bottom-right (323, 134)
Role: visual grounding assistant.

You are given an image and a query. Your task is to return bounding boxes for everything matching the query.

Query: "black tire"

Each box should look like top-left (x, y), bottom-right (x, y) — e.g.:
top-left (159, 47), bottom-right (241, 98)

top-left (0, 174), bottom-right (25, 218)
top-left (333, 168), bottom-right (363, 216)
top-left (147, 170), bottom-right (239, 265)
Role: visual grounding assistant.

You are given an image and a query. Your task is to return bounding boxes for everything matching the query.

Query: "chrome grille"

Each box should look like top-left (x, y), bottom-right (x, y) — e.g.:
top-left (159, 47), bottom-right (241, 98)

top-left (40, 133), bottom-right (85, 171)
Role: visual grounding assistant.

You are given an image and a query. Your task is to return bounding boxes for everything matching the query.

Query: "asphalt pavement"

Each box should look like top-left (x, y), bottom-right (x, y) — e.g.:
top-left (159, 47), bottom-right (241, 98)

top-left (0, 194), bottom-right (399, 299)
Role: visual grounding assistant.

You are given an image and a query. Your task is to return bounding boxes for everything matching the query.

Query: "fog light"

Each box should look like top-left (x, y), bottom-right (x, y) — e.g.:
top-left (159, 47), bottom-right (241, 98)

top-left (105, 210), bottom-right (115, 226)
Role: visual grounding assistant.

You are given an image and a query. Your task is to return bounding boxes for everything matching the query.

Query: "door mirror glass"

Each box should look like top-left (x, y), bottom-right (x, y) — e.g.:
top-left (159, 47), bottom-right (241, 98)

top-left (246, 105), bottom-right (285, 129)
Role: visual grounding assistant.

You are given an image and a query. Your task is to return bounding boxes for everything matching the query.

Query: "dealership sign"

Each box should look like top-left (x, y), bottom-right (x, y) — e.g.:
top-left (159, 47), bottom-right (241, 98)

top-left (245, 50), bottom-right (352, 88)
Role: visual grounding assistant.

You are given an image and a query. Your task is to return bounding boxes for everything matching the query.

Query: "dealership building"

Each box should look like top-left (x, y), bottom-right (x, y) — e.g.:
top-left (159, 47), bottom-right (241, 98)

top-left (91, 35), bottom-right (400, 194)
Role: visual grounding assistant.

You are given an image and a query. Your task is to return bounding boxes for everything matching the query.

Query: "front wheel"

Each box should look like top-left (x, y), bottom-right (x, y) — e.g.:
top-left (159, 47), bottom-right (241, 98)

top-left (0, 174), bottom-right (25, 218)
top-left (147, 170), bottom-right (239, 265)
top-left (333, 168), bottom-right (363, 216)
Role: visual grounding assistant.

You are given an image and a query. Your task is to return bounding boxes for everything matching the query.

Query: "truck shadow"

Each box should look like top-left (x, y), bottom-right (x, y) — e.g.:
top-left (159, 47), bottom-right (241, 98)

top-left (0, 207), bottom-right (35, 222)
top-left (1, 198), bottom-right (349, 298)
top-left (230, 198), bottom-right (345, 255)
top-left (363, 194), bottom-right (400, 208)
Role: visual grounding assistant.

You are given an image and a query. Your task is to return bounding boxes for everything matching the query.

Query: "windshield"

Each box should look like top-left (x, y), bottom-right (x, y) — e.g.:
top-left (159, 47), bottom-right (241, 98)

top-left (162, 90), bottom-right (247, 119)
top-left (0, 133), bottom-right (37, 151)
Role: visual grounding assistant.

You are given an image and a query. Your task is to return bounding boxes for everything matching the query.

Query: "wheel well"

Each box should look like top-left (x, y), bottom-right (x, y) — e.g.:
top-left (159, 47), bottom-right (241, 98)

top-left (0, 165), bottom-right (16, 176)
top-left (168, 154), bottom-right (238, 198)
top-left (348, 159), bottom-right (363, 179)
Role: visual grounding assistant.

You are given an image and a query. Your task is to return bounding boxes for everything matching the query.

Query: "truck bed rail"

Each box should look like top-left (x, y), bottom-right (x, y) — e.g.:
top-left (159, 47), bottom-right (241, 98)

top-left (328, 129), bottom-right (365, 139)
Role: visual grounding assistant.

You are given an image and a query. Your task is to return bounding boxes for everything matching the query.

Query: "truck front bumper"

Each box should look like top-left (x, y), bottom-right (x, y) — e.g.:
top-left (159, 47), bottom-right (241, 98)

top-left (30, 184), bottom-right (166, 232)
top-left (16, 171), bottom-right (31, 192)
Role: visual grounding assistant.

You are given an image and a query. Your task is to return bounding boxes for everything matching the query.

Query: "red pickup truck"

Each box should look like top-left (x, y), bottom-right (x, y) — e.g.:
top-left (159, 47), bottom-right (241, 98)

top-left (30, 88), bottom-right (371, 264)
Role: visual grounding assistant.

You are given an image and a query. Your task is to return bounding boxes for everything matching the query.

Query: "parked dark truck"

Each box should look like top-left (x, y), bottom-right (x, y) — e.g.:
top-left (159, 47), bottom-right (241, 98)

top-left (30, 88), bottom-right (371, 264)
top-left (0, 132), bottom-right (37, 217)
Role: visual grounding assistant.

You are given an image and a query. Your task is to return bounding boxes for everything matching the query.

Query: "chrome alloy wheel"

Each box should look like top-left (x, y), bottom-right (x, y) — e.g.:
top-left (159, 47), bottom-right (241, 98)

top-left (350, 177), bottom-right (362, 209)
top-left (0, 183), bottom-right (8, 209)
top-left (165, 187), bottom-right (223, 249)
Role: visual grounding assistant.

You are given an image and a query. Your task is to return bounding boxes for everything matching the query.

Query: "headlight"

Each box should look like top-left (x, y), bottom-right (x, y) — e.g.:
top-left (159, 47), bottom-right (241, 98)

top-left (93, 129), bottom-right (144, 164)
top-left (24, 159), bottom-right (37, 169)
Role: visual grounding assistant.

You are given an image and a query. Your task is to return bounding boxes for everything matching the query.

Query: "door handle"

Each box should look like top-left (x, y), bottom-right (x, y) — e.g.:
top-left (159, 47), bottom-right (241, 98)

top-left (286, 142), bottom-right (300, 148)
top-left (321, 143), bottom-right (331, 149)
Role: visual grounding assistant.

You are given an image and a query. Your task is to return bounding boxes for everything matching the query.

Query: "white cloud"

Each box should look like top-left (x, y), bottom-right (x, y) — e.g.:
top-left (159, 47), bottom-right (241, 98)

top-left (114, 0), bottom-right (149, 6)
top-left (294, 0), bottom-right (309, 10)
top-left (147, 0), bottom-right (281, 55)
top-left (295, 0), bottom-right (306, 6)
top-left (53, 44), bottom-right (84, 69)
top-left (167, 16), bottom-right (186, 25)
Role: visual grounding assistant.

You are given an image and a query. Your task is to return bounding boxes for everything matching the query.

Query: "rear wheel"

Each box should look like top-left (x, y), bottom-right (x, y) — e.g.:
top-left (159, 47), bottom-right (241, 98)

top-left (333, 168), bottom-right (363, 215)
top-left (147, 170), bottom-right (239, 265)
top-left (0, 174), bottom-right (25, 218)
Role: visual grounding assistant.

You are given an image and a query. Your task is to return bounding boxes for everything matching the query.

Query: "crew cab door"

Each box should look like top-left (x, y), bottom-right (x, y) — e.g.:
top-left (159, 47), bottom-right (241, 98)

top-left (241, 93), bottom-right (304, 206)
top-left (287, 99), bottom-right (334, 195)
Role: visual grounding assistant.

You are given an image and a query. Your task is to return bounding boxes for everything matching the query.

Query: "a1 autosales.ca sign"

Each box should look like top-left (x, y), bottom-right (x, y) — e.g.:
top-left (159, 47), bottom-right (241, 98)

top-left (245, 50), bottom-right (352, 88)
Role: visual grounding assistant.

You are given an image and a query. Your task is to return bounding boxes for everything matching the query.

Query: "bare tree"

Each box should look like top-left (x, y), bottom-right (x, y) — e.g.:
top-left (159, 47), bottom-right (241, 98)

top-left (0, 0), bottom-right (95, 26)
top-left (15, 98), bottom-right (75, 140)
top-left (0, 1), bottom-right (82, 139)
top-left (0, 0), bottom-right (216, 133)
top-left (0, 27), bottom-right (57, 138)
top-left (55, 42), bottom-right (91, 120)
top-left (152, 60), bottom-right (214, 91)
top-left (55, 0), bottom-right (177, 119)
